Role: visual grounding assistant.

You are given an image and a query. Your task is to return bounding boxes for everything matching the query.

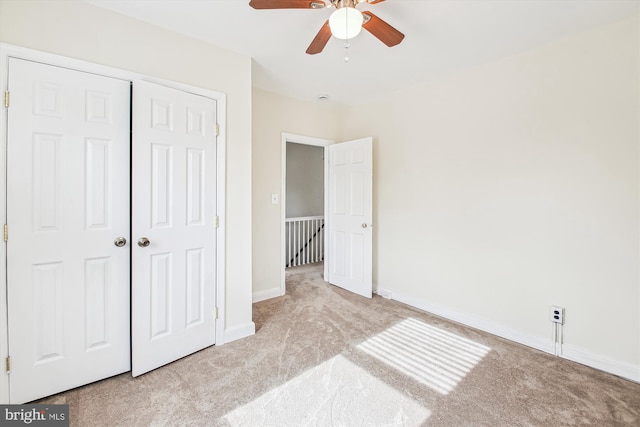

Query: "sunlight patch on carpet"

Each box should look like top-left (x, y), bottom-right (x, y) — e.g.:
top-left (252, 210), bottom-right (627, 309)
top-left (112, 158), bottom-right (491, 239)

top-left (222, 354), bottom-right (431, 426)
top-left (357, 317), bottom-right (491, 395)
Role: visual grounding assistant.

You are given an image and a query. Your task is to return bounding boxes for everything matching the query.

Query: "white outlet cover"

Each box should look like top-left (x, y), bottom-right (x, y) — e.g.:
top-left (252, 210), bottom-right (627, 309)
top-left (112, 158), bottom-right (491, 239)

top-left (271, 193), bottom-right (279, 204)
top-left (550, 306), bottom-right (564, 324)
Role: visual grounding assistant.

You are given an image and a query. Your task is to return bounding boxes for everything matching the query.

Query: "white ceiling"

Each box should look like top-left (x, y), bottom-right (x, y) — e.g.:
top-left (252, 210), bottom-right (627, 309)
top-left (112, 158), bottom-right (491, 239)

top-left (85, 0), bottom-right (639, 106)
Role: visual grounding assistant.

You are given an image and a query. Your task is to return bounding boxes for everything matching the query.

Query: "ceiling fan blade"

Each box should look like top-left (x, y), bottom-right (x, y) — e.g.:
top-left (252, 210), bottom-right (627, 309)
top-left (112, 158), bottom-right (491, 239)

top-left (367, 0), bottom-right (386, 4)
top-left (306, 21), bottom-right (332, 55)
top-left (362, 11), bottom-right (405, 47)
top-left (249, 0), bottom-right (326, 9)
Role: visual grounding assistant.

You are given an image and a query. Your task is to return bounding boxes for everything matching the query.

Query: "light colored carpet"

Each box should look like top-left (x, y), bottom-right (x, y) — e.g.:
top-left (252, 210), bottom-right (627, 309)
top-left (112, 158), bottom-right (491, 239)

top-left (39, 263), bottom-right (639, 426)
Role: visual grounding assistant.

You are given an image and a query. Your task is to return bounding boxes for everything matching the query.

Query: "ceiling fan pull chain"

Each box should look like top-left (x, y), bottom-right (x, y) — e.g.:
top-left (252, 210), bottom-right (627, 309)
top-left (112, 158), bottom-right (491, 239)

top-left (344, 3), bottom-right (350, 62)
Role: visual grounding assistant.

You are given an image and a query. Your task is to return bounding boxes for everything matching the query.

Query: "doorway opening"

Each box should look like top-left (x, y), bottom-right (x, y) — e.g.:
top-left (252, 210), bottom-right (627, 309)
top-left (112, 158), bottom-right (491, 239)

top-left (285, 142), bottom-right (324, 267)
top-left (280, 133), bottom-right (332, 295)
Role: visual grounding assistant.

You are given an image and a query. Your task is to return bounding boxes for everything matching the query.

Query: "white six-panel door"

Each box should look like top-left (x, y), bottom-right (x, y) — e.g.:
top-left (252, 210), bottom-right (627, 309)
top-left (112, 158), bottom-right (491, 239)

top-left (327, 138), bottom-right (373, 298)
top-left (6, 58), bottom-right (131, 403)
top-left (131, 80), bottom-right (217, 376)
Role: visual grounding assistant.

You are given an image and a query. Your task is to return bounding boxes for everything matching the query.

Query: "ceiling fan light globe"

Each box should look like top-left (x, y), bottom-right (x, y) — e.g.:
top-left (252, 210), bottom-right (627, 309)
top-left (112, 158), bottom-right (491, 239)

top-left (329, 7), bottom-right (363, 40)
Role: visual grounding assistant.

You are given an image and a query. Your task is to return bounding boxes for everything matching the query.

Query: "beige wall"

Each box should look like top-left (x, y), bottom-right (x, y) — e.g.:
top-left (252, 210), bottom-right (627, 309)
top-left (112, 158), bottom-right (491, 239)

top-left (341, 14), bottom-right (639, 377)
top-left (250, 14), bottom-right (639, 379)
top-left (251, 88), bottom-right (344, 298)
top-left (0, 0), bottom-right (254, 335)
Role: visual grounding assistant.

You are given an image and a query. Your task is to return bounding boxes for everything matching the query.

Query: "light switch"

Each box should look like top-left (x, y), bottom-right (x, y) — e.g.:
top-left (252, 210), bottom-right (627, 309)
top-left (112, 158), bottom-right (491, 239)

top-left (271, 193), bottom-right (279, 205)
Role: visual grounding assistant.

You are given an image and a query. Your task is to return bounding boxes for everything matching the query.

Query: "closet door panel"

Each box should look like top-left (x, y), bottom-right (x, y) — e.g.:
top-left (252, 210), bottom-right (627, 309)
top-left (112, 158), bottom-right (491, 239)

top-left (6, 58), bottom-right (131, 403)
top-left (131, 80), bottom-right (217, 377)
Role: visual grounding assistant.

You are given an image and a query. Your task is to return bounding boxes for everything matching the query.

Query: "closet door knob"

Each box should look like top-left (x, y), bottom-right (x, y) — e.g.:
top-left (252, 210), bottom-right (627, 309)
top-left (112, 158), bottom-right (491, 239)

top-left (137, 237), bottom-right (150, 247)
top-left (114, 237), bottom-right (127, 247)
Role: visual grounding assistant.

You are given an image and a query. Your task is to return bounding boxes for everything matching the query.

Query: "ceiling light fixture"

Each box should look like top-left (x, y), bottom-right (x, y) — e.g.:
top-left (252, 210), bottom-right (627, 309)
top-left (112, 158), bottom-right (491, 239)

top-left (329, 6), bottom-right (363, 40)
top-left (328, 1), bottom-right (364, 62)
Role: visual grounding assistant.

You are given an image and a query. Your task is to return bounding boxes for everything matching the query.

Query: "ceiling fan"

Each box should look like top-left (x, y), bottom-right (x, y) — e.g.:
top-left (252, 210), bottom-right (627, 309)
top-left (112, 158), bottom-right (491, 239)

top-left (249, 0), bottom-right (405, 55)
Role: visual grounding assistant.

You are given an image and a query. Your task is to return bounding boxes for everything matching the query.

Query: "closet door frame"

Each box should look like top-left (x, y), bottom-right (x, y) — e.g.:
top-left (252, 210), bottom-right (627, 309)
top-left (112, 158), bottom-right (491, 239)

top-left (0, 43), bottom-right (227, 404)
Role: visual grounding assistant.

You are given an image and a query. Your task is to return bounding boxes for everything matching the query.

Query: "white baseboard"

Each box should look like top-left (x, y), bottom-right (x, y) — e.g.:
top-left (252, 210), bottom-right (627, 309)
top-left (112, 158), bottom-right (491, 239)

top-left (561, 344), bottom-right (640, 383)
top-left (222, 321), bottom-right (256, 344)
top-left (376, 287), bottom-right (638, 383)
top-left (378, 287), bottom-right (553, 354)
top-left (252, 287), bottom-right (284, 303)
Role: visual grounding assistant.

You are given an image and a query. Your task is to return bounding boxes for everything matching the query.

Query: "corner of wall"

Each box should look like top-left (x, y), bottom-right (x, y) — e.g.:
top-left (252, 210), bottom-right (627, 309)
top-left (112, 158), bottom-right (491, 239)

top-left (222, 322), bottom-right (256, 345)
top-left (253, 287), bottom-right (284, 303)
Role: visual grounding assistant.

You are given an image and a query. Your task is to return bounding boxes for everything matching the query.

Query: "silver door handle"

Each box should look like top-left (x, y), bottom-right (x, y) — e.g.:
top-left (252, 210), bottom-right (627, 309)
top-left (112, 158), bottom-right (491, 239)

top-left (362, 223), bottom-right (367, 228)
top-left (138, 237), bottom-right (150, 247)
top-left (114, 237), bottom-right (127, 247)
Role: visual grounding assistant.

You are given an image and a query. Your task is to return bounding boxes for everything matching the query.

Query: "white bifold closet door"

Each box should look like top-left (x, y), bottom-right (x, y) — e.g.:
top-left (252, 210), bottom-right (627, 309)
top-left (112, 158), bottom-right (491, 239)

top-left (5, 60), bottom-right (219, 403)
top-left (6, 58), bottom-right (131, 404)
top-left (131, 80), bottom-right (217, 377)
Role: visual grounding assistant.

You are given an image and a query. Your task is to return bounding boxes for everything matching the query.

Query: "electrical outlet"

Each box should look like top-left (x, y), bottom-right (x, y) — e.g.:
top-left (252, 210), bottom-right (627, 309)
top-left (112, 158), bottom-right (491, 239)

top-left (551, 306), bottom-right (564, 324)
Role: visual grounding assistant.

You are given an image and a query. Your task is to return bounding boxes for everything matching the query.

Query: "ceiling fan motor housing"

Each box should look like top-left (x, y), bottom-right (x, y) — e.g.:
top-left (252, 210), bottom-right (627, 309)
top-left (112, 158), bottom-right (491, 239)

top-left (330, 0), bottom-right (360, 9)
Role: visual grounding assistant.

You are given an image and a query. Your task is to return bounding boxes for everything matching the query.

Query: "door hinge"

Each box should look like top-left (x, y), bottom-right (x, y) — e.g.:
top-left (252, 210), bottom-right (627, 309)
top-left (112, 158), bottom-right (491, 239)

top-left (215, 307), bottom-right (219, 320)
top-left (5, 356), bottom-right (10, 373)
top-left (4, 91), bottom-right (9, 108)
top-left (215, 216), bottom-right (219, 228)
top-left (215, 124), bottom-right (220, 137)
top-left (3, 224), bottom-right (7, 242)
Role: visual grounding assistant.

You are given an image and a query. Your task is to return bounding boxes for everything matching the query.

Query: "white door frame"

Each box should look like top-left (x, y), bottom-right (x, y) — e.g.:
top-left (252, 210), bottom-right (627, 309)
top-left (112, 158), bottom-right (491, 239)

top-left (280, 133), bottom-right (332, 295)
top-left (0, 43), bottom-right (227, 403)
